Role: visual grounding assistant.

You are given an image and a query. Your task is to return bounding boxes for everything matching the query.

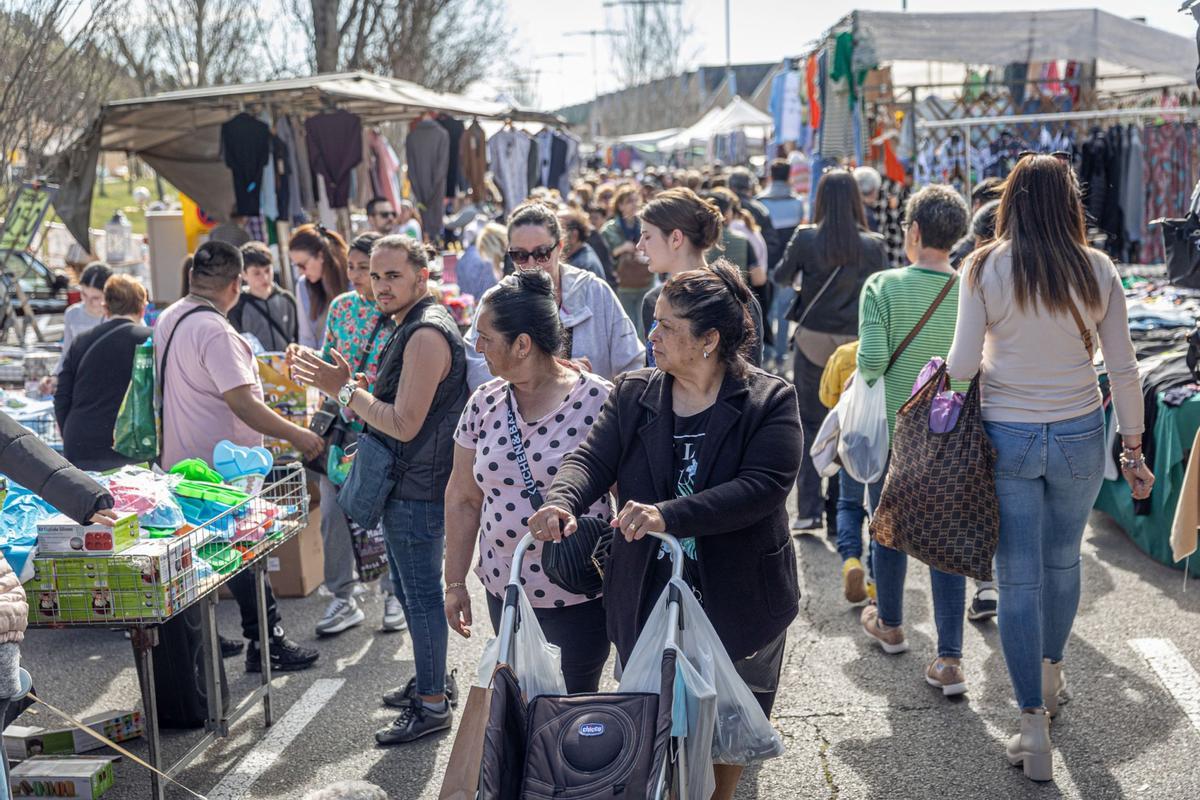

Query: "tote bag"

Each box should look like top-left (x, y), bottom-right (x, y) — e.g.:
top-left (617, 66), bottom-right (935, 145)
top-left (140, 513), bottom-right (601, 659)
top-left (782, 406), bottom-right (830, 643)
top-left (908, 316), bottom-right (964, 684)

top-left (870, 365), bottom-right (999, 581)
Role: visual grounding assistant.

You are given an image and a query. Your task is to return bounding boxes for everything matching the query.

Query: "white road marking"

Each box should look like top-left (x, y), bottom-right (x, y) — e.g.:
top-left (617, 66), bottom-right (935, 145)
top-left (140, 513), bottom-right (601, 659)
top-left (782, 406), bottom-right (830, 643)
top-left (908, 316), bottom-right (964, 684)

top-left (336, 636), bottom-right (376, 672)
top-left (1130, 638), bottom-right (1200, 734)
top-left (206, 678), bottom-right (345, 800)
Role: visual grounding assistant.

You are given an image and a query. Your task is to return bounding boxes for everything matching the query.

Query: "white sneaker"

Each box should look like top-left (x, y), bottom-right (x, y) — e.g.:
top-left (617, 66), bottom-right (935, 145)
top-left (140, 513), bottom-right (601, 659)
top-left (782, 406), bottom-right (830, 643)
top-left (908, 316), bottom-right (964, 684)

top-left (381, 593), bottom-right (408, 632)
top-left (315, 596), bottom-right (365, 636)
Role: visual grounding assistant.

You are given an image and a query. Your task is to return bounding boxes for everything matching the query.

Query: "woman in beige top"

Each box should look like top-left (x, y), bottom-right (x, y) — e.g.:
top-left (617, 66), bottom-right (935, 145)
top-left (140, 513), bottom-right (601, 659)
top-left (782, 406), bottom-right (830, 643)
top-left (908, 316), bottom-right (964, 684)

top-left (947, 155), bottom-right (1154, 782)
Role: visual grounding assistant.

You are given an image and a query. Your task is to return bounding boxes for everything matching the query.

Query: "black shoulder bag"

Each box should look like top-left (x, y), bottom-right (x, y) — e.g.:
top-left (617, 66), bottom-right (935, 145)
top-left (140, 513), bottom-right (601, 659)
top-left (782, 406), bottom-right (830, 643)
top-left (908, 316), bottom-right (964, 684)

top-left (503, 388), bottom-right (611, 597)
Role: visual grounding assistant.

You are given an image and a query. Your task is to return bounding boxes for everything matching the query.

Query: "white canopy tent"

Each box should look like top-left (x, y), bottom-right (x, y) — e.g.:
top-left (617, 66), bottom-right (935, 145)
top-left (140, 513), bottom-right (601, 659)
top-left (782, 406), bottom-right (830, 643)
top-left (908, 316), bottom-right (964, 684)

top-left (659, 97), bottom-right (773, 153)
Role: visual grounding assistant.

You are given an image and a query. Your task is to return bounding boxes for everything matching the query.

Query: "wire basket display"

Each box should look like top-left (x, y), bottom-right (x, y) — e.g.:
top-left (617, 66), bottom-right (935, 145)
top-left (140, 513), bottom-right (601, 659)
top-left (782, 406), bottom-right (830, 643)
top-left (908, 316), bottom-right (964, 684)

top-left (28, 463), bottom-right (309, 627)
top-left (15, 408), bottom-right (62, 451)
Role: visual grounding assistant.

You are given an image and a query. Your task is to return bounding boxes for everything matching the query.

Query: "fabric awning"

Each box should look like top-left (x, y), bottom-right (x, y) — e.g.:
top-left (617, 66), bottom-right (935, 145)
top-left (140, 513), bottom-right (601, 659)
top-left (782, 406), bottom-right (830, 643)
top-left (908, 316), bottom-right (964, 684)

top-left (851, 9), bottom-right (1196, 85)
top-left (659, 97), bottom-right (772, 152)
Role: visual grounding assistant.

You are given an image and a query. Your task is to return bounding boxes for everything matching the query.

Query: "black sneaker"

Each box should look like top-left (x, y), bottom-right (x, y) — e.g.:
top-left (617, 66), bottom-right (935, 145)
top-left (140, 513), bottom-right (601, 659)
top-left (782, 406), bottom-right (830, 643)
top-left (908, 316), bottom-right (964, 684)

top-left (382, 669), bottom-right (459, 709)
top-left (968, 587), bottom-right (999, 622)
top-left (375, 696), bottom-right (452, 745)
top-left (219, 635), bottom-right (244, 659)
top-left (245, 632), bottom-right (319, 673)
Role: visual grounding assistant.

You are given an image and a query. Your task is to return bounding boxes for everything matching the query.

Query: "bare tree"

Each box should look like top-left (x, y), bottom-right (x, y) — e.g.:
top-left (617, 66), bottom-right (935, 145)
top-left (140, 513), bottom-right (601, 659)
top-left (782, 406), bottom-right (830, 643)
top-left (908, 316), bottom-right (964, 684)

top-left (606, 0), bottom-right (692, 133)
top-left (142, 0), bottom-right (267, 88)
top-left (290, 0), bottom-right (509, 93)
top-left (0, 1), bottom-right (125, 184)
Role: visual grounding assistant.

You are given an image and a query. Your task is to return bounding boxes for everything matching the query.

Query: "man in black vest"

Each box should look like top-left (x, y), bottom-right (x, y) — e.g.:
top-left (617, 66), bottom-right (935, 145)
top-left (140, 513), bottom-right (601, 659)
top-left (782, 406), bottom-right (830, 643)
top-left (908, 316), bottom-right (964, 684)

top-left (294, 236), bottom-right (468, 744)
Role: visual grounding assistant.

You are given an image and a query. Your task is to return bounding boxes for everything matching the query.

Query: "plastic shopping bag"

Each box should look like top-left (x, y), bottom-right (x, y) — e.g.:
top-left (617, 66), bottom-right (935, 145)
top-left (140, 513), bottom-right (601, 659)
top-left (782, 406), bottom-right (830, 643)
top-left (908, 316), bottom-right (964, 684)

top-left (475, 585), bottom-right (566, 700)
top-left (619, 582), bottom-right (717, 799)
top-left (810, 403), bottom-right (842, 478)
top-left (622, 577), bottom-right (785, 767)
top-left (837, 371), bottom-right (889, 484)
top-left (113, 340), bottom-right (158, 461)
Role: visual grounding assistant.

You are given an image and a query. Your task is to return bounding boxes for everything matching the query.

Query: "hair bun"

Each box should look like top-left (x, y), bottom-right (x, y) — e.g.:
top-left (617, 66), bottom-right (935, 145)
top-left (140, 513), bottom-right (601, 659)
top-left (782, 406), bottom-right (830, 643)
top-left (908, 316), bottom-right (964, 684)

top-left (708, 260), bottom-right (752, 305)
top-left (513, 268), bottom-right (555, 297)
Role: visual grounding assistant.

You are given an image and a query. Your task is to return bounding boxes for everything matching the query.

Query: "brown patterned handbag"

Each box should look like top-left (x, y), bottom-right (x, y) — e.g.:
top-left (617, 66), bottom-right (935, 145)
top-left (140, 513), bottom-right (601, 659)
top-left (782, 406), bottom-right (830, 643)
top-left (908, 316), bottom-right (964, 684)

top-left (870, 364), bottom-right (999, 581)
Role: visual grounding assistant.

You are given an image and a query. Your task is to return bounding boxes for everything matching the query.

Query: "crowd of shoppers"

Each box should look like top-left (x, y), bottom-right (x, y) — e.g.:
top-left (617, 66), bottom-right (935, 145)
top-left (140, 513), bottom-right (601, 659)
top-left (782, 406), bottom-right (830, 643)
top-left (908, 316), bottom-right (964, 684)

top-left (34, 147), bottom-right (1153, 793)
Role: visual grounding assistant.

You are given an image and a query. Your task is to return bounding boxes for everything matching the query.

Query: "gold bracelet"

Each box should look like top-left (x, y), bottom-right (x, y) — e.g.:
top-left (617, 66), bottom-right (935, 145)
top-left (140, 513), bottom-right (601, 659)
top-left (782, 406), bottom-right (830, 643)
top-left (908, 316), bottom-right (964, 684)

top-left (445, 582), bottom-right (467, 593)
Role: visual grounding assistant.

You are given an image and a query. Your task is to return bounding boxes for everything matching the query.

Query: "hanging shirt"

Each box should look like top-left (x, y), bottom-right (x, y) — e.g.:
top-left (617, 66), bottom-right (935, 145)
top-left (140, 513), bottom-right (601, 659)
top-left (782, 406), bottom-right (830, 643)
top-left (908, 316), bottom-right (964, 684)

top-left (220, 113), bottom-right (271, 217)
top-left (488, 128), bottom-right (532, 214)
top-left (305, 110), bottom-right (363, 208)
top-left (436, 115), bottom-right (466, 197)
top-left (257, 111), bottom-right (278, 220)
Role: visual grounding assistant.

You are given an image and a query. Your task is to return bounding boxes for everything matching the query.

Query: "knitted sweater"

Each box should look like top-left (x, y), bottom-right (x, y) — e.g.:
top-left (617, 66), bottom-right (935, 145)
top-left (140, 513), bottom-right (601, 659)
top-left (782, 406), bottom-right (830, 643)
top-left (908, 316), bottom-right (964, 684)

top-left (857, 266), bottom-right (963, 439)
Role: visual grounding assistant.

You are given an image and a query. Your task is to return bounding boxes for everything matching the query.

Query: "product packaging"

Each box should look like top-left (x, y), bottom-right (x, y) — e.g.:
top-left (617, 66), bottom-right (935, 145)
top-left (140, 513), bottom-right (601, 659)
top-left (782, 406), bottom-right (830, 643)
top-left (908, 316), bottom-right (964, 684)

top-left (4, 710), bottom-right (144, 760)
top-left (10, 756), bottom-right (116, 799)
top-left (36, 514), bottom-right (140, 557)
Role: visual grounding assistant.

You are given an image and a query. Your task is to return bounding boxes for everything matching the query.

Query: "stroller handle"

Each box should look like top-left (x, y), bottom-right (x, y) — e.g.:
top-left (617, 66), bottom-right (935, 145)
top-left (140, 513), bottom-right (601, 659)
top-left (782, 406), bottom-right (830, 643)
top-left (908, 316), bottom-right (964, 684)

top-left (509, 529), bottom-right (684, 587)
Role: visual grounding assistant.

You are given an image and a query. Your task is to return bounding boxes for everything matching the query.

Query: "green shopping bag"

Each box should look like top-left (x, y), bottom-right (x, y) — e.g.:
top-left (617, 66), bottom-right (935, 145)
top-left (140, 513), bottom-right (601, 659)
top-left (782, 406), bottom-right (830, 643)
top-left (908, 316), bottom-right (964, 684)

top-left (113, 339), bottom-right (158, 461)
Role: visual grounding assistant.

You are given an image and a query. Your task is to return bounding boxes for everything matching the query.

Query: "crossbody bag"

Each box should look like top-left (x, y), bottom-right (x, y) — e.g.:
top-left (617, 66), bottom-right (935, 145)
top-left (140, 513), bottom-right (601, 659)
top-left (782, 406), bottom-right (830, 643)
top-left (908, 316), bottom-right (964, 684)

top-left (503, 388), bottom-right (611, 597)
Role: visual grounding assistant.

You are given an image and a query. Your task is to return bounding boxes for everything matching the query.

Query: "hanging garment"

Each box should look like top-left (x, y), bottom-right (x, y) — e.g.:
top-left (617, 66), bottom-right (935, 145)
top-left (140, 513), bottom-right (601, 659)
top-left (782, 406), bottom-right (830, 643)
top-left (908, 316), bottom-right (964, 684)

top-left (488, 128), bottom-right (532, 214)
top-left (220, 113), bottom-right (272, 217)
top-left (257, 112), bottom-right (278, 220)
top-left (1122, 125), bottom-right (1146, 252)
top-left (1064, 61), bottom-right (1081, 103)
top-left (535, 129), bottom-right (554, 187)
top-left (269, 134), bottom-right (291, 226)
top-left (305, 110), bottom-right (363, 208)
top-left (354, 125), bottom-right (374, 209)
top-left (806, 54), bottom-right (821, 134)
top-left (406, 117), bottom-right (451, 241)
top-left (557, 133), bottom-right (580, 197)
top-left (436, 114), bottom-right (466, 197)
top-left (370, 131), bottom-right (401, 210)
top-left (770, 68), bottom-right (804, 150)
top-left (316, 175), bottom-right (337, 229)
top-left (1004, 62), bottom-right (1029, 106)
top-left (527, 138), bottom-right (540, 195)
top-left (460, 121), bottom-right (488, 203)
top-left (1142, 123), bottom-right (1200, 264)
top-left (279, 115), bottom-right (312, 219)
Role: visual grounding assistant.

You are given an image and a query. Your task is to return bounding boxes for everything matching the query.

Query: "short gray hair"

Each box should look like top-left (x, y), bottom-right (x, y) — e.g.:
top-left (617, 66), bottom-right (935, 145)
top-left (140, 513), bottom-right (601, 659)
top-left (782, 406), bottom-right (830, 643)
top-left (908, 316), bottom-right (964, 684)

top-left (853, 166), bottom-right (882, 198)
top-left (372, 235), bottom-right (433, 271)
top-left (303, 781), bottom-right (388, 800)
top-left (904, 184), bottom-right (970, 251)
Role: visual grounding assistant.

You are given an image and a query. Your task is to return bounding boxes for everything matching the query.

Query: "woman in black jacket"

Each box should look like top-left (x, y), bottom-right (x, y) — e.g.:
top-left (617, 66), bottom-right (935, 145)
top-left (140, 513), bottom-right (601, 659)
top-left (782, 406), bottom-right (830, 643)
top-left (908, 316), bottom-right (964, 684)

top-left (54, 276), bottom-right (152, 471)
top-left (530, 263), bottom-right (801, 800)
top-left (774, 168), bottom-right (888, 533)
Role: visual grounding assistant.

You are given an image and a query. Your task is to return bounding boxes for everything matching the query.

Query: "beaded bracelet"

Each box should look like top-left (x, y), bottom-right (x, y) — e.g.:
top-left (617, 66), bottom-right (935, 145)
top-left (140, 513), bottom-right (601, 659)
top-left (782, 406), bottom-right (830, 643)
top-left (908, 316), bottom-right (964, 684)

top-left (445, 582), bottom-right (467, 593)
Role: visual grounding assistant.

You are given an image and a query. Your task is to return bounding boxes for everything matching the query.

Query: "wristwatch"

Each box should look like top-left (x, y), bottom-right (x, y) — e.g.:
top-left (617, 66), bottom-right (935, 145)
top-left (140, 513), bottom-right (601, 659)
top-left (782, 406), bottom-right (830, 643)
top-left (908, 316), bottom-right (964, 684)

top-left (337, 381), bottom-right (358, 408)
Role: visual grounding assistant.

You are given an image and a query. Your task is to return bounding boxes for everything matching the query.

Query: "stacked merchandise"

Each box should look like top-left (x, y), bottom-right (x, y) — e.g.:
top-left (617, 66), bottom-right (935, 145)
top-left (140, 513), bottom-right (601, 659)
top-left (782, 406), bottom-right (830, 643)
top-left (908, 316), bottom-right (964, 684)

top-left (5, 710), bottom-right (144, 761)
top-left (10, 757), bottom-right (115, 800)
top-left (257, 353), bottom-right (318, 462)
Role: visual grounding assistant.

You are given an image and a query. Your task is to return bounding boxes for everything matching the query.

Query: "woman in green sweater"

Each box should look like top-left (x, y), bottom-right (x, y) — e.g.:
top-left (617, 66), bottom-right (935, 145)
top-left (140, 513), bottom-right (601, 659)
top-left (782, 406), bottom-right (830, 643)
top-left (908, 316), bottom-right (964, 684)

top-left (854, 185), bottom-right (972, 696)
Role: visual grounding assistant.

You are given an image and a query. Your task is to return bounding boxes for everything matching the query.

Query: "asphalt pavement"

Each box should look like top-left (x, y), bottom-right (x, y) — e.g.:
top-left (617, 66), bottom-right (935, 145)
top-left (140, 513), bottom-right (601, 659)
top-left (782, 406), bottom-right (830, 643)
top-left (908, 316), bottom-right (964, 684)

top-left (15, 505), bottom-right (1200, 800)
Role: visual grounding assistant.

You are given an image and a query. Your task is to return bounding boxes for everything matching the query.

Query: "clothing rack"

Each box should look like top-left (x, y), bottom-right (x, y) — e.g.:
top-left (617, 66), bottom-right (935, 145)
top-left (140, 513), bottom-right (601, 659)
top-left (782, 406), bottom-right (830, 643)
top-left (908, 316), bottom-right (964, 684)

top-left (914, 106), bottom-right (1200, 200)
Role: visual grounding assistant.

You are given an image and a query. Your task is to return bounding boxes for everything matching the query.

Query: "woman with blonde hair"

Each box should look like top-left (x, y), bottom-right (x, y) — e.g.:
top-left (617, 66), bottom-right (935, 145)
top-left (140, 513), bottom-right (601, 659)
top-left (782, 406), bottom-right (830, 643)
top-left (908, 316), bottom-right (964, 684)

top-left (455, 222), bottom-right (506, 303)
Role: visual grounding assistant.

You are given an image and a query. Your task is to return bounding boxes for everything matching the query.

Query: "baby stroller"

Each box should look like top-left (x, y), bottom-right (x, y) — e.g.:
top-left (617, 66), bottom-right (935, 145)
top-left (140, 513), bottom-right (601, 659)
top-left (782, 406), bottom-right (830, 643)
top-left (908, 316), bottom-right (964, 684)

top-left (477, 531), bottom-right (695, 800)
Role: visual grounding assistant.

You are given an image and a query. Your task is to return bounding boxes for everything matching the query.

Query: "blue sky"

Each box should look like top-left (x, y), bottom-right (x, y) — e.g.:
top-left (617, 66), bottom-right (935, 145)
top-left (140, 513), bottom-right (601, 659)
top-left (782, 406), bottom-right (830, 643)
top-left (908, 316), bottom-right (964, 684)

top-left (503, 0), bottom-right (1198, 108)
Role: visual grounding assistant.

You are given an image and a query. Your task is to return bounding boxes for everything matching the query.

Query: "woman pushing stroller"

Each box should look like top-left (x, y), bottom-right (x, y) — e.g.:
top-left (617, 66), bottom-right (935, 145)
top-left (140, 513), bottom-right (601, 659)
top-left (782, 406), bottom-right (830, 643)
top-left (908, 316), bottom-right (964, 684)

top-left (529, 261), bottom-right (803, 800)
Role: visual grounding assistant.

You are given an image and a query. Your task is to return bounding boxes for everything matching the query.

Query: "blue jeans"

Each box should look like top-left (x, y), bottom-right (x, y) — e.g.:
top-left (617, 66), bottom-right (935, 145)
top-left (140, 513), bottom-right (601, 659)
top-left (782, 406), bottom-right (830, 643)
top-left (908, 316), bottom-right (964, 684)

top-left (872, 538), bottom-right (966, 658)
top-left (382, 498), bottom-right (448, 697)
top-left (766, 286), bottom-right (795, 363)
top-left (985, 409), bottom-right (1106, 710)
top-left (836, 473), bottom-right (882, 561)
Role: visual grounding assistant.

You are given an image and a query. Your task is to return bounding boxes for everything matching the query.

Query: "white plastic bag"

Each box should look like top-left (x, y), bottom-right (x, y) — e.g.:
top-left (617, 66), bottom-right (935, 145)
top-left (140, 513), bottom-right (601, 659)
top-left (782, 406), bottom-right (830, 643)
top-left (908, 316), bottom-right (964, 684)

top-left (809, 403), bottom-right (842, 478)
top-left (475, 586), bottom-right (566, 699)
top-left (619, 583), bottom-right (717, 800)
top-left (621, 578), bottom-right (785, 768)
top-left (837, 371), bottom-right (890, 484)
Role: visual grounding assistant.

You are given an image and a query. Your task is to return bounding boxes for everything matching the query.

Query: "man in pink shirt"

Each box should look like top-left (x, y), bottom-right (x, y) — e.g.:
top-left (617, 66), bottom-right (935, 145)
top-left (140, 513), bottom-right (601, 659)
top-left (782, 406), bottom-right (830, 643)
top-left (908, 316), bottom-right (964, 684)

top-left (157, 241), bottom-right (323, 673)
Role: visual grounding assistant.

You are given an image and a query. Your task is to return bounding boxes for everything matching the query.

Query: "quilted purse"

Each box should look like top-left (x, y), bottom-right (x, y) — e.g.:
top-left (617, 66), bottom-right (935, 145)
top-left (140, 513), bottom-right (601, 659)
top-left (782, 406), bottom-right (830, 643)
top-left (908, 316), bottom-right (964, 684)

top-left (869, 364), bottom-right (999, 581)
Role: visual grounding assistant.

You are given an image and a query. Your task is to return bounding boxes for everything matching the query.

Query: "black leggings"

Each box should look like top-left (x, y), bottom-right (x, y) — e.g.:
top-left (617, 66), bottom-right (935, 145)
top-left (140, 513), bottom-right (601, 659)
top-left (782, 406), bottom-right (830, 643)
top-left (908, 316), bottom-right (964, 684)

top-left (486, 593), bottom-right (611, 694)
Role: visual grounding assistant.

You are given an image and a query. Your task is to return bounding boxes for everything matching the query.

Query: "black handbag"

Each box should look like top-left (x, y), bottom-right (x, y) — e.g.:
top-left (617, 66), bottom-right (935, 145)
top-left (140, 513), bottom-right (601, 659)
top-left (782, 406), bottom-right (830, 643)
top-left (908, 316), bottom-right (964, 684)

top-left (1156, 212), bottom-right (1200, 289)
top-left (307, 316), bottom-right (388, 477)
top-left (502, 389), bottom-right (612, 597)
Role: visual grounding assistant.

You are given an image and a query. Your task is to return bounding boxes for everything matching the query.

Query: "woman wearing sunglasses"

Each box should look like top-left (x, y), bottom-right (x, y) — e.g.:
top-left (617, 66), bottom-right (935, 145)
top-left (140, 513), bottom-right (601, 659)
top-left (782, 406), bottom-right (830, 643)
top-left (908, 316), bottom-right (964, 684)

top-left (463, 201), bottom-right (643, 389)
top-left (947, 154), bottom-right (1152, 781)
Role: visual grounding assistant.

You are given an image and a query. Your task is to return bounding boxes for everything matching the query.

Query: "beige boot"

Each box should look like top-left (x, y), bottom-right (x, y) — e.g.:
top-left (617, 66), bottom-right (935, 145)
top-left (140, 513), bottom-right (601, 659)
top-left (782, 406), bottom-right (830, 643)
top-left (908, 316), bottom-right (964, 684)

top-left (1006, 708), bottom-right (1053, 782)
top-left (1042, 659), bottom-right (1069, 718)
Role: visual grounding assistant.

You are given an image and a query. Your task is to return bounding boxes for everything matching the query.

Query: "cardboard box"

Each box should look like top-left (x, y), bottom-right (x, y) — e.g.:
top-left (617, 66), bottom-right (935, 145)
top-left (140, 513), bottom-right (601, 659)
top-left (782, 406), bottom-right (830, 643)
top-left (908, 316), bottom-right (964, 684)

top-left (36, 514), bottom-right (139, 557)
top-left (268, 511), bottom-right (323, 598)
top-left (5, 711), bottom-right (144, 760)
top-left (10, 756), bottom-right (115, 799)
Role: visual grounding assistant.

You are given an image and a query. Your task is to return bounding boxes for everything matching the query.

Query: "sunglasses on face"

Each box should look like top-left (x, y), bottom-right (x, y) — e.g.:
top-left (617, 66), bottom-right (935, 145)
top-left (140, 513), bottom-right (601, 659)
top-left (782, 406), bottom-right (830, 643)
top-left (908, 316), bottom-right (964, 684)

top-left (508, 245), bottom-right (557, 265)
top-left (374, 211), bottom-right (397, 218)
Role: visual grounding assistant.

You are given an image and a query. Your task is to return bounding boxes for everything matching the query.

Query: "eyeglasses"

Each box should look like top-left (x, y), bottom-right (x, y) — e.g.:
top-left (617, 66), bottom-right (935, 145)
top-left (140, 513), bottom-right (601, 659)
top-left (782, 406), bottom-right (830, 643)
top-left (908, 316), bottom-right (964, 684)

top-left (508, 245), bottom-right (557, 265)
top-left (1018, 151), bottom-right (1071, 163)
top-left (374, 211), bottom-right (397, 218)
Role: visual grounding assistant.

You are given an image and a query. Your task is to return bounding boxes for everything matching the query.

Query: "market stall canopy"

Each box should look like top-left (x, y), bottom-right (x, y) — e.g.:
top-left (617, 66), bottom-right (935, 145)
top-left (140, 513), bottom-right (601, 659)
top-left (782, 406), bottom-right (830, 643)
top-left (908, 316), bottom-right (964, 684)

top-left (851, 9), bottom-right (1196, 86)
top-left (660, 97), bottom-right (772, 152)
top-left (52, 72), bottom-right (563, 246)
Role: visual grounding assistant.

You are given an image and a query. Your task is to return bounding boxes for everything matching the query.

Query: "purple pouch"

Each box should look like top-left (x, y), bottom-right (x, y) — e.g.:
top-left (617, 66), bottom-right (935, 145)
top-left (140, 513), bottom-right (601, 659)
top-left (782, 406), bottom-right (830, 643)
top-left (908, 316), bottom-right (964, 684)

top-left (913, 357), bottom-right (964, 434)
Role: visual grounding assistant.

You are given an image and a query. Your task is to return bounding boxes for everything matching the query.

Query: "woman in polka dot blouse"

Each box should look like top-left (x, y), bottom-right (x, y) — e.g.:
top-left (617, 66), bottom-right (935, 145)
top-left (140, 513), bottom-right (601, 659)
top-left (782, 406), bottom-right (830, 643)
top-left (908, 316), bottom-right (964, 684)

top-left (443, 269), bottom-right (614, 694)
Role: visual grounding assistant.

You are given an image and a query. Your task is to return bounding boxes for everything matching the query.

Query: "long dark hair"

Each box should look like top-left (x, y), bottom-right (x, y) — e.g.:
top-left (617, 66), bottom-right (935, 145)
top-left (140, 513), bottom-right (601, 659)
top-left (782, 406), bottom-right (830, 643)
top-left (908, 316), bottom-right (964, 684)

top-left (968, 155), bottom-right (1100, 314)
top-left (812, 169), bottom-right (867, 268)
top-left (659, 260), bottom-right (755, 375)
top-left (289, 224), bottom-right (349, 320)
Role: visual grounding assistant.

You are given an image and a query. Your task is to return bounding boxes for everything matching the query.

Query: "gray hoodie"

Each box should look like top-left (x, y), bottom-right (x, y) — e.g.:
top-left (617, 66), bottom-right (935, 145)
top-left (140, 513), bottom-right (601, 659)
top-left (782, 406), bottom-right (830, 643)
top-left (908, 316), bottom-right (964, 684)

top-left (464, 263), bottom-right (643, 390)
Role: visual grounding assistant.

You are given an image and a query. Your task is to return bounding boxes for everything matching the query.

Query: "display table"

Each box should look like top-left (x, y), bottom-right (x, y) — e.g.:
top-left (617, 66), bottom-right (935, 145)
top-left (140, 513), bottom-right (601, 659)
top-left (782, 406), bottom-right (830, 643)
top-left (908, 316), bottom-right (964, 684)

top-left (26, 463), bottom-right (310, 800)
top-left (1094, 392), bottom-right (1200, 578)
